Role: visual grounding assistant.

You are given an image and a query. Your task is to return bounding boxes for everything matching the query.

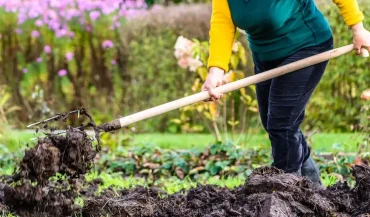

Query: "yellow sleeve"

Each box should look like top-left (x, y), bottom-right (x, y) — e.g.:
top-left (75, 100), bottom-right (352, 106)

top-left (207, 0), bottom-right (236, 72)
top-left (332, 0), bottom-right (364, 26)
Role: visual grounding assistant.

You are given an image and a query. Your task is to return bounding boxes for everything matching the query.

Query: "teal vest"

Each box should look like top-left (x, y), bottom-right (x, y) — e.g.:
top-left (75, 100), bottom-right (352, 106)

top-left (227, 0), bottom-right (333, 61)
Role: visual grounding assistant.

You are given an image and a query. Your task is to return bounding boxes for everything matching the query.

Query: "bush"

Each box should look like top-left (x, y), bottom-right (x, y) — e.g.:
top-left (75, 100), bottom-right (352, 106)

top-left (304, 1), bottom-right (370, 132)
top-left (119, 3), bottom-right (214, 131)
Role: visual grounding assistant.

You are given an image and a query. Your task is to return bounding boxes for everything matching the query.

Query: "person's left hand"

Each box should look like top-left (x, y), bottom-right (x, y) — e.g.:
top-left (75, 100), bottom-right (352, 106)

top-left (351, 22), bottom-right (370, 55)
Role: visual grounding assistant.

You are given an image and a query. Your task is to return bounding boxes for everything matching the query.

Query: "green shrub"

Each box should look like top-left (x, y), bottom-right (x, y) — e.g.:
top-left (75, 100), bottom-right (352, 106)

top-left (119, 3), bottom-right (214, 131)
top-left (303, 1), bottom-right (370, 132)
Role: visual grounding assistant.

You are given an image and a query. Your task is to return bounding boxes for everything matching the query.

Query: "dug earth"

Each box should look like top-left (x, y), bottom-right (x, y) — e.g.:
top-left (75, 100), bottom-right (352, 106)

top-left (0, 127), bottom-right (369, 217)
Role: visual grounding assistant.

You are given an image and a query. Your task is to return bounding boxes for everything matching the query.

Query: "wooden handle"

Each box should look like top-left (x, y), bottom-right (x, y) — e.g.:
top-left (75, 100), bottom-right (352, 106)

top-left (100, 44), bottom-right (367, 132)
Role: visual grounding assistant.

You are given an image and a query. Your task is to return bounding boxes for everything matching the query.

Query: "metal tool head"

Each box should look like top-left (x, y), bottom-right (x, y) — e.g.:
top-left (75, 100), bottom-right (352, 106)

top-left (26, 109), bottom-right (81, 128)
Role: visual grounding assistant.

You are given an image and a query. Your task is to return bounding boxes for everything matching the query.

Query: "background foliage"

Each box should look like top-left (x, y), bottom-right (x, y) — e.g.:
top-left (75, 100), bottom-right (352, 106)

top-left (0, 1), bottom-right (369, 133)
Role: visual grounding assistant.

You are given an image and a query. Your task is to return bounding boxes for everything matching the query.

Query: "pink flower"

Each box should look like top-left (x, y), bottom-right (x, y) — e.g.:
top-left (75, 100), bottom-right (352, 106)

top-left (188, 58), bottom-right (203, 72)
top-left (22, 68), bottom-right (28, 73)
top-left (178, 57), bottom-right (189, 69)
top-left (89, 11), bottom-right (100, 21)
top-left (55, 29), bottom-right (67, 38)
top-left (111, 60), bottom-right (117, 65)
top-left (35, 19), bottom-right (43, 27)
top-left (65, 52), bottom-right (74, 61)
top-left (58, 69), bottom-right (67, 77)
top-left (31, 30), bottom-right (40, 38)
top-left (361, 89), bottom-right (370, 101)
top-left (102, 40), bottom-right (114, 49)
top-left (44, 45), bottom-right (51, 54)
top-left (15, 28), bottom-right (22, 34)
top-left (36, 57), bottom-right (42, 63)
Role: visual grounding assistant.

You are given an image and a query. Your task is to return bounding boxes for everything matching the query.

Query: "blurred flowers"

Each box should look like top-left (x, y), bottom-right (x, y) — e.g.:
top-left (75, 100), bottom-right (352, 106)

top-left (102, 40), bottom-right (114, 49)
top-left (65, 52), bottom-right (74, 61)
top-left (31, 30), bottom-right (40, 38)
top-left (361, 89), bottom-right (370, 101)
top-left (174, 36), bottom-right (203, 72)
top-left (0, 0), bottom-right (148, 38)
top-left (44, 45), bottom-right (52, 54)
top-left (58, 69), bottom-right (67, 77)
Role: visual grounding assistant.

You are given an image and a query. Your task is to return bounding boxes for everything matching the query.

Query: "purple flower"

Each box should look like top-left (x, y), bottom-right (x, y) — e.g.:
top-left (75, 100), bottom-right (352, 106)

top-left (55, 29), bottom-right (67, 38)
top-left (58, 69), bottom-right (67, 77)
top-left (35, 19), bottom-right (43, 27)
top-left (44, 45), bottom-right (51, 54)
top-left (36, 57), bottom-right (43, 63)
top-left (28, 10), bottom-right (39, 19)
top-left (65, 52), bottom-right (74, 61)
top-left (89, 11), bottom-right (100, 21)
top-left (15, 28), bottom-right (22, 34)
top-left (22, 68), bottom-right (28, 73)
top-left (85, 25), bottom-right (92, 32)
top-left (111, 60), bottom-right (117, 65)
top-left (31, 30), bottom-right (40, 38)
top-left (102, 40), bottom-right (114, 49)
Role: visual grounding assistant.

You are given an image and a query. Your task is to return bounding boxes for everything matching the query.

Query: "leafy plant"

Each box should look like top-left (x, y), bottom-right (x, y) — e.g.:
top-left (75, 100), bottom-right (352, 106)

top-left (95, 141), bottom-right (271, 181)
top-left (320, 172), bottom-right (339, 187)
top-left (0, 86), bottom-right (21, 125)
top-left (172, 32), bottom-right (258, 143)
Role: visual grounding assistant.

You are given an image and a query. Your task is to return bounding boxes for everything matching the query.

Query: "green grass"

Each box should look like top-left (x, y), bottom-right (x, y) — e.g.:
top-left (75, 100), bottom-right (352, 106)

top-left (0, 130), bottom-right (364, 153)
top-left (130, 132), bottom-right (363, 153)
top-left (85, 170), bottom-right (246, 195)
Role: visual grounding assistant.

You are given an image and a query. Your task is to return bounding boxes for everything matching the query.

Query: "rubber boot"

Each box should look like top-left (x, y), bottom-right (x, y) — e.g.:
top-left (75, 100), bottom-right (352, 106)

top-left (301, 157), bottom-right (324, 189)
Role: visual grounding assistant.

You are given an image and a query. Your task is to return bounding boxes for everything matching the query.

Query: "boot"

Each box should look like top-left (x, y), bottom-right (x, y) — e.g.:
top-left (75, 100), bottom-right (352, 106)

top-left (301, 157), bottom-right (324, 189)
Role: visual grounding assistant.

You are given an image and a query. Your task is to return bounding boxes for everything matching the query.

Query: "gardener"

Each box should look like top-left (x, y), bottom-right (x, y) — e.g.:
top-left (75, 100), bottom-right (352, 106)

top-left (202, 0), bottom-right (370, 187)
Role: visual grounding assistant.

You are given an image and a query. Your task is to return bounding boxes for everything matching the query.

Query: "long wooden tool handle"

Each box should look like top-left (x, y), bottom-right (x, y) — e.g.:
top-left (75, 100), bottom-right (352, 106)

top-left (100, 45), bottom-right (369, 132)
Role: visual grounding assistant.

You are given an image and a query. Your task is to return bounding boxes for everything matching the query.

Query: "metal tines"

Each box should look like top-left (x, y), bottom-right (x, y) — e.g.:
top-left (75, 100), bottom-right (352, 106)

top-left (26, 109), bottom-right (81, 128)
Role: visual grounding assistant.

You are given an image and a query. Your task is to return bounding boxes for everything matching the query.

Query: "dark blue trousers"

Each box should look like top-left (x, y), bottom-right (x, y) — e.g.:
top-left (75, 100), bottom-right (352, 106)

top-left (253, 37), bottom-right (333, 173)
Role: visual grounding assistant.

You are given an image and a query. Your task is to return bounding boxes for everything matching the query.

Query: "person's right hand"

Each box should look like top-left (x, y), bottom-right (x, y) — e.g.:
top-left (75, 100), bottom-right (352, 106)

top-left (201, 67), bottom-right (225, 102)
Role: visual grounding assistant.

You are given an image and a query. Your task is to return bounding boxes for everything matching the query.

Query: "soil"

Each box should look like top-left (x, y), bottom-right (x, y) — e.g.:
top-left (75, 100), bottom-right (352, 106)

top-left (0, 115), bottom-right (99, 217)
top-left (1, 110), bottom-right (370, 217)
top-left (80, 166), bottom-right (370, 217)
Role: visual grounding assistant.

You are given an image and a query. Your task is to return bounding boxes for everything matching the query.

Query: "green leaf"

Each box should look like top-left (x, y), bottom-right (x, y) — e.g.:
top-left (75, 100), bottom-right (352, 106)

top-left (230, 55), bottom-right (239, 70)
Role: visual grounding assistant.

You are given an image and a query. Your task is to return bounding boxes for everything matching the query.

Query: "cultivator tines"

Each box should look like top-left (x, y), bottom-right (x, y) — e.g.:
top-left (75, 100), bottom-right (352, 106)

top-left (26, 107), bottom-right (102, 148)
top-left (26, 109), bottom-right (82, 128)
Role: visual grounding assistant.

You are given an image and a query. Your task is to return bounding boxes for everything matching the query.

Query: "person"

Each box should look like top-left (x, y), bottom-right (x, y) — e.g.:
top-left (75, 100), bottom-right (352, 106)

top-left (202, 0), bottom-right (370, 187)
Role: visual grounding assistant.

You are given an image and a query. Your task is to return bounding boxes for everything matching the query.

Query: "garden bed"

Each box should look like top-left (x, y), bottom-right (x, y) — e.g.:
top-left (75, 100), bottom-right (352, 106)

top-left (0, 126), bottom-right (369, 217)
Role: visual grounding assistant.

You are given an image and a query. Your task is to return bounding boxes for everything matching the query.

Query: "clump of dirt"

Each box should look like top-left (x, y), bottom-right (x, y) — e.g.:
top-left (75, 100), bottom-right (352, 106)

top-left (82, 165), bottom-right (370, 217)
top-left (1, 108), bottom-right (101, 217)
top-left (82, 186), bottom-right (166, 217)
top-left (15, 127), bottom-right (98, 183)
top-left (3, 179), bottom-right (80, 217)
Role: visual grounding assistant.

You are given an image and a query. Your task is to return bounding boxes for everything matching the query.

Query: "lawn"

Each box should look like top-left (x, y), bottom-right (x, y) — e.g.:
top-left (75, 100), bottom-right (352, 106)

top-left (1, 130), bottom-right (364, 153)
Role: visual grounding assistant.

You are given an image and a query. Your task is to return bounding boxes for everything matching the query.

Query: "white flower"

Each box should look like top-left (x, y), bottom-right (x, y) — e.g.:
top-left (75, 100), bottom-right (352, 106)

top-left (178, 57), bottom-right (189, 69)
top-left (174, 36), bottom-right (194, 59)
top-left (232, 42), bottom-right (239, 52)
top-left (188, 58), bottom-right (203, 72)
top-left (361, 89), bottom-right (370, 101)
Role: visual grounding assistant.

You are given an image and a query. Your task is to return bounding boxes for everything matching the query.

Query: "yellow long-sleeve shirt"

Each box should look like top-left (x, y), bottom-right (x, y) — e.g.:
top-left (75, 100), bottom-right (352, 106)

top-left (208, 0), bottom-right (365, 72)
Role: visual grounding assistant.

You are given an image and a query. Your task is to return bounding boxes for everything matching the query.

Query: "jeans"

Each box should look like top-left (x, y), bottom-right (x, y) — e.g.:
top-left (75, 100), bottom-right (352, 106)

top-left (253, 37), bottom-right (334, 173)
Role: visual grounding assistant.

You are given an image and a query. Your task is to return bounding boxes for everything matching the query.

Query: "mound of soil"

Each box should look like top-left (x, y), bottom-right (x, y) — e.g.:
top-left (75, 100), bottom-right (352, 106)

top-left (82, 166), bottom-right (370, 217)
top-left (3, 179), bottom-right (80, 217)
top-left (1, 126), bottom-right (98, 217)
top-left (15, 127), bottom-right (98, 182)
